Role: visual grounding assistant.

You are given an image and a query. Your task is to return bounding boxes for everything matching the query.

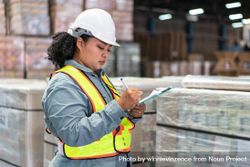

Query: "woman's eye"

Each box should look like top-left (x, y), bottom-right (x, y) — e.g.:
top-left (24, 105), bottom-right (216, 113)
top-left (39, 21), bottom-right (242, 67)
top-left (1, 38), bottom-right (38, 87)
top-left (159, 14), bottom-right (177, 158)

top-left (98, 46), bottom-right (104, 50)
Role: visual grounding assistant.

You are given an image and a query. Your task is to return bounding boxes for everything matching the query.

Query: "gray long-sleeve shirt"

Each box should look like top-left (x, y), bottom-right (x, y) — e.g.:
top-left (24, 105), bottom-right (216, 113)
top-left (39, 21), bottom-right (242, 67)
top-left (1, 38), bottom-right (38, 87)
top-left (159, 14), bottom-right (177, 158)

top-left (42, 60), bottom-right (137, 167)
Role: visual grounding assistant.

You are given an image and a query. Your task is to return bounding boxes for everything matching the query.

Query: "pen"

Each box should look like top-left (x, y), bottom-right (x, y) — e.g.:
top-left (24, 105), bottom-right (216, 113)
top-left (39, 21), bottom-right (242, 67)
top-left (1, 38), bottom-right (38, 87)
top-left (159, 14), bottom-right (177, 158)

top-left (120, 78), bottom-right (129, 89)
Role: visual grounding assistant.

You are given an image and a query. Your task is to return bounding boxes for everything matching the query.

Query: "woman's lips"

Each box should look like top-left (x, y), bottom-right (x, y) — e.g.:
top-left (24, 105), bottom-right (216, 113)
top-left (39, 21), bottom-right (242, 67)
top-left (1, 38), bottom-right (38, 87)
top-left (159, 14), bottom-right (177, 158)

top-left (99, 61), bottom-right (105, 65)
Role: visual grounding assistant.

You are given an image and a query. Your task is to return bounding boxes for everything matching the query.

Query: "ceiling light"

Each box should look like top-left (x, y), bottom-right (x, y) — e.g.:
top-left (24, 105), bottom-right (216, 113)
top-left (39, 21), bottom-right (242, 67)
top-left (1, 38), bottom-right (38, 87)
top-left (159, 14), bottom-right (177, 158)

top-left (225, 2), bottom-right (241, 9)
top-left (229, 13), bottom-right (243, 20)
top-left (242, 18), bottom-right (250, 24)
top-left (189, 8), bottom-right (204, 15)
top-left (232, 22), bottom-right (243, 28)
top-left (159, 14), bottom-right (172, 20)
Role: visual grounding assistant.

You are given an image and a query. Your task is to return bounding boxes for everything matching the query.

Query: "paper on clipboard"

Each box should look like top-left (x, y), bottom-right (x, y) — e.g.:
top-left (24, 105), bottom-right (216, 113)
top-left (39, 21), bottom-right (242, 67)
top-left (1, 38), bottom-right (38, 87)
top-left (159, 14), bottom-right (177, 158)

top-left (139, 87), bottom-right (171, 104)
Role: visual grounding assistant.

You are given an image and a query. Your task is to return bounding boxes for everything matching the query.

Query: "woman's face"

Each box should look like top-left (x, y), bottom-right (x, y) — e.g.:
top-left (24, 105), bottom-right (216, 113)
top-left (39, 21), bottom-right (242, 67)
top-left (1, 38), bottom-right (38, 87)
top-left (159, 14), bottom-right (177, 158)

top-left (75, 37), bottom-right (112, 71)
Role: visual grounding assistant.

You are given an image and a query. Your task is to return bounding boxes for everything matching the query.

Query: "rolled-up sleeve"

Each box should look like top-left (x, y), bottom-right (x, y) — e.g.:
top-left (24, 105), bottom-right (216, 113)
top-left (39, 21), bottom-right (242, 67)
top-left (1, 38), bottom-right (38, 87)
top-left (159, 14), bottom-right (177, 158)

top-left (42, 74), bottom-right (127, 147)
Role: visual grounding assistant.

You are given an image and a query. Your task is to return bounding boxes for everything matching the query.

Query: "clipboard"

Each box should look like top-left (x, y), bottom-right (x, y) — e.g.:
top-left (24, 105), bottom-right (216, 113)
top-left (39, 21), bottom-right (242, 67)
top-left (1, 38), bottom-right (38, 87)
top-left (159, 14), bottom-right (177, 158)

top-left (139, 87), bottom-right (171, 104)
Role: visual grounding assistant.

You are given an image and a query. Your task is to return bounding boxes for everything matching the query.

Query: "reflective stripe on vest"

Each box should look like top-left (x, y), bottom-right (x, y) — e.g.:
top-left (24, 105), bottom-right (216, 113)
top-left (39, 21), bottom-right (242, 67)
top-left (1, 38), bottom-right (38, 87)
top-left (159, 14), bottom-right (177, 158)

top-left (56, 65), bottom-right (134, 159)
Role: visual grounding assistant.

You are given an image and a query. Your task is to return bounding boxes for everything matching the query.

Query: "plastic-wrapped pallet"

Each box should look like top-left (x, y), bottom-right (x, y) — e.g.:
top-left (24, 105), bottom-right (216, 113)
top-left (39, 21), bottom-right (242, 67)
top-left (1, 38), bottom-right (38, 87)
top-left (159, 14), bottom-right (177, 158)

top-left (116, 43), bottom-right (141, 76)
top-left (156, 127), bottom-right (250, 167)
top-left (182, 75), bottom-right (250, 91)
top-left (156, 87), bottom-right (250, 166)
top-left (8, 0), bottom-right (50, 35)
top-left (0, 79), bottom-right (47, 167)
top-left (0, 36), bottom-right (54, 79)
top-left (0, 36), bottom-right (24, 78)
top-left (51, 0), bottom-right (83, 33)
top-left (157, 88), bottom-right (250, 137)
top-left (24, 37), bottom-right (54, 79)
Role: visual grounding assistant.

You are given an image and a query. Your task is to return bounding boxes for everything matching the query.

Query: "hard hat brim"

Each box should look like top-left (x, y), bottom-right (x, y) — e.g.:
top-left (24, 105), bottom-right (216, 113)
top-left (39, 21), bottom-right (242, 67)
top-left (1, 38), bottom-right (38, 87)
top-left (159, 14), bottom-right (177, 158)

top-left (111, 41), bottom-right (120, 47)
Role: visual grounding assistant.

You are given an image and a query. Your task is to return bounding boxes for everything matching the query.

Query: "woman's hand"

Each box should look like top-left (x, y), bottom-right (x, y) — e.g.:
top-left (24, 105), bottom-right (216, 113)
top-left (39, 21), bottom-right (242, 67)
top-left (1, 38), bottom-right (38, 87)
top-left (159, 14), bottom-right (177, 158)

top-left (117, 88), bottom-right (143, 111)
top-left (128, 103), bottom-right (146, 118)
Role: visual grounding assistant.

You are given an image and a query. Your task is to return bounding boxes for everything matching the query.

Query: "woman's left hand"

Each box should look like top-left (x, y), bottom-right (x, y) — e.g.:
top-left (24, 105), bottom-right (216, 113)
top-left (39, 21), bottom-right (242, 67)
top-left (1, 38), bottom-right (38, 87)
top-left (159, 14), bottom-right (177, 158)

top-left (128, 103), bottom-right (146, 118)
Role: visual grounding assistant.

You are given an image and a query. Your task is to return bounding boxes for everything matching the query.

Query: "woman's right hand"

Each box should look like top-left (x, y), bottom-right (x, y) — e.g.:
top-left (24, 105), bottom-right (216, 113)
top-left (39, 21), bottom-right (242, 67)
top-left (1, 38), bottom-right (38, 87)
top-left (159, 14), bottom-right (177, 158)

top-left (117, 88), bottom-right (143, 111)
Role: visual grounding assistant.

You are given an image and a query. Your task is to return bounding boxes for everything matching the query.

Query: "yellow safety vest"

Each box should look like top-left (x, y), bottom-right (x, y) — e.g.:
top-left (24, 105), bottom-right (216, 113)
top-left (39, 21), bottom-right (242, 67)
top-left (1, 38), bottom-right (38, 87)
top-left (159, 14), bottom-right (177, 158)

top-left (56, 65), bottom-right (134, 159)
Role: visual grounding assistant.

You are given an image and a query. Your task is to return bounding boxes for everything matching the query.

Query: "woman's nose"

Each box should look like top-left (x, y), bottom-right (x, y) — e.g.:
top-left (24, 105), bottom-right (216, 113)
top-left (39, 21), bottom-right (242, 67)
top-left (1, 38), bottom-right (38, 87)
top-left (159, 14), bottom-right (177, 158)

top-left (102, 50), bottom-right (109, 58)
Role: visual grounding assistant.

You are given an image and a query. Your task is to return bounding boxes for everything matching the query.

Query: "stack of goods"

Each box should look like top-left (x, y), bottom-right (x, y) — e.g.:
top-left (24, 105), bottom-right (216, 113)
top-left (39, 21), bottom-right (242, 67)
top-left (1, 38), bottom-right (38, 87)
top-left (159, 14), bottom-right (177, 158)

top-left (214, 51), bottom-right (238, 76)
top-left (50, 0), bottom-right (83, 33)
top-left (135, 31), bottom-right (187, 62)
top-left (104, 43), bottom-right (141, 77)
top-left (192, 22), bottom-right (218, 59)
top-left (0, 36), bottom-right (24, 78)
top-left (0, 36), bottom-right (54, 78)
top-left (0, 0), bottom-right (6, 35)
top-left (156, 76), bottom-right (250, 166)
top-left (85, 0), bottom-right (134, 41)
top-left (238, 52), bottom-right (250, 75)
top-left (24, 37), bottom-right (54, 78)
top-left (8, 0), bottom-right (50, 36)
top-left (116, 43), bottom-right (141, 76)
top-left (0, 79), bottom-right (47, 167)
top-left (187, 54), bottom-right (204, 75)
top-left (134, 31), bottom-right (188, 77)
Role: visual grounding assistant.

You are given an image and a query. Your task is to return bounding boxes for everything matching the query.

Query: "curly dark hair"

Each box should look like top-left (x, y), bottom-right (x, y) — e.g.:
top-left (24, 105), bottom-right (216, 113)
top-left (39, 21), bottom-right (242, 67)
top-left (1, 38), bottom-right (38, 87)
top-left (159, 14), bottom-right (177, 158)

top-left (47, 32), bottom-right (91, 68)
top-left (47, 32), bottom-right (76, 68)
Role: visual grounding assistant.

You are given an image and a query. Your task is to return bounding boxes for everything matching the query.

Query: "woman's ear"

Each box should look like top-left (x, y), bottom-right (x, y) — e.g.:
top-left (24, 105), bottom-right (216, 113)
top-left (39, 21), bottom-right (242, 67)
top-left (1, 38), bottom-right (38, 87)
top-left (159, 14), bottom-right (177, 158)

top-left (76, 38), bottom-right (84, 50)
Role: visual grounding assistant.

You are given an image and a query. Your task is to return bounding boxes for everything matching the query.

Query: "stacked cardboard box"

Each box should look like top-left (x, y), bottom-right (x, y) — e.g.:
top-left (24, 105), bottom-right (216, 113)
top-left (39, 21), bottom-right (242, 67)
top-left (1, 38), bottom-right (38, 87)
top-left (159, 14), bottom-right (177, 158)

top-left (143, 59), bottom-right (210, 77)
top-left (0, 36), bottom-right (54, 79)
top-left (0, 1), bottom-right (6, 35)
top-left (0, 36), bottom-right (24, 78)
top-left (8, 0), bottom-right (50, 35)
top-left (135, 32), bottom-right (187, 62)
top-left (102, 42), bottom-right (141, 77)
top-left (192, 22), bottom-right (218, 60)
top-left (238, 52), bottom-right (250, 75)
top-left (116, 43), bottom-right (141, 76)
top-left (214, 51), bottom-right (238, 76)
top-left (0, 79), bottom-right (47, 167)
top-left (188, 53), bottom-right (203, 75)
top-left (24, 37), bottom-right (54, 78)
top-left (134, 31), bottom-right (188, 77)
top-left (50, 0), bottom-right (83, 33)
top-left (85, 0), bottom-right (134, 41)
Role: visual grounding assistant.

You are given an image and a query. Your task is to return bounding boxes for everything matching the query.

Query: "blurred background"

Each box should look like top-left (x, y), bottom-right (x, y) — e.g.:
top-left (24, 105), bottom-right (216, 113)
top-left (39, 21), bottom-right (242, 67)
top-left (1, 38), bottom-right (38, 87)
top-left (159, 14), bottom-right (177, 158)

top-left (1, 1), bottom-right (250, 167)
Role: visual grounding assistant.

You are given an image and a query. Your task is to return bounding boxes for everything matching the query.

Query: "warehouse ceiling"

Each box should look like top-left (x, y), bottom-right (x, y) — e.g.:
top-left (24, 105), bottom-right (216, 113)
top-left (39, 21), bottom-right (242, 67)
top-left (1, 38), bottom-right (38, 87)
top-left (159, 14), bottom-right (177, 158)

top-left (134, 0), bottom-right (249, 24)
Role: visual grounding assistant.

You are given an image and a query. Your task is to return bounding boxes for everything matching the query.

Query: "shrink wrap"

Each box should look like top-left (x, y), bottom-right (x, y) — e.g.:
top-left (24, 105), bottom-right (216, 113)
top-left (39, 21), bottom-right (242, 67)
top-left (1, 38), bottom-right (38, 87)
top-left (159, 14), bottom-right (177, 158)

top-left (0, 79), bottom-right (46, 167)
top-left (182, 75), bottom-right (250, 91)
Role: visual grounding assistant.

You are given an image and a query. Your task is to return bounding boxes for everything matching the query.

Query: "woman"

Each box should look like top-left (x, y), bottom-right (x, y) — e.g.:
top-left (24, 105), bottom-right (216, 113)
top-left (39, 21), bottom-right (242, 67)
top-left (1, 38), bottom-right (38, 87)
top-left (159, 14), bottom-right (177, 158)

top-left (42, 8), bottom-right (146, 167)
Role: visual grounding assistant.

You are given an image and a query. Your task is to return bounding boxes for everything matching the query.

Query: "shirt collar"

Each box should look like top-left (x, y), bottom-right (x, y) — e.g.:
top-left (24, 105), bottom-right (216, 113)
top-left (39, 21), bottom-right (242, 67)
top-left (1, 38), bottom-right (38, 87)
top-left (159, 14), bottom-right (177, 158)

top-left (65, 59), bottom-right (104, 76)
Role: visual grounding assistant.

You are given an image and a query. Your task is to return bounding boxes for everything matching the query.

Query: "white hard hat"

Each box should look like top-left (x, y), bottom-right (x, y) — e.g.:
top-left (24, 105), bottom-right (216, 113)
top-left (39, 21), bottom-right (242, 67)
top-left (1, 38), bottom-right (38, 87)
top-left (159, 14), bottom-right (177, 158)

top-left (67, 8), bottom-right (120, 47)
